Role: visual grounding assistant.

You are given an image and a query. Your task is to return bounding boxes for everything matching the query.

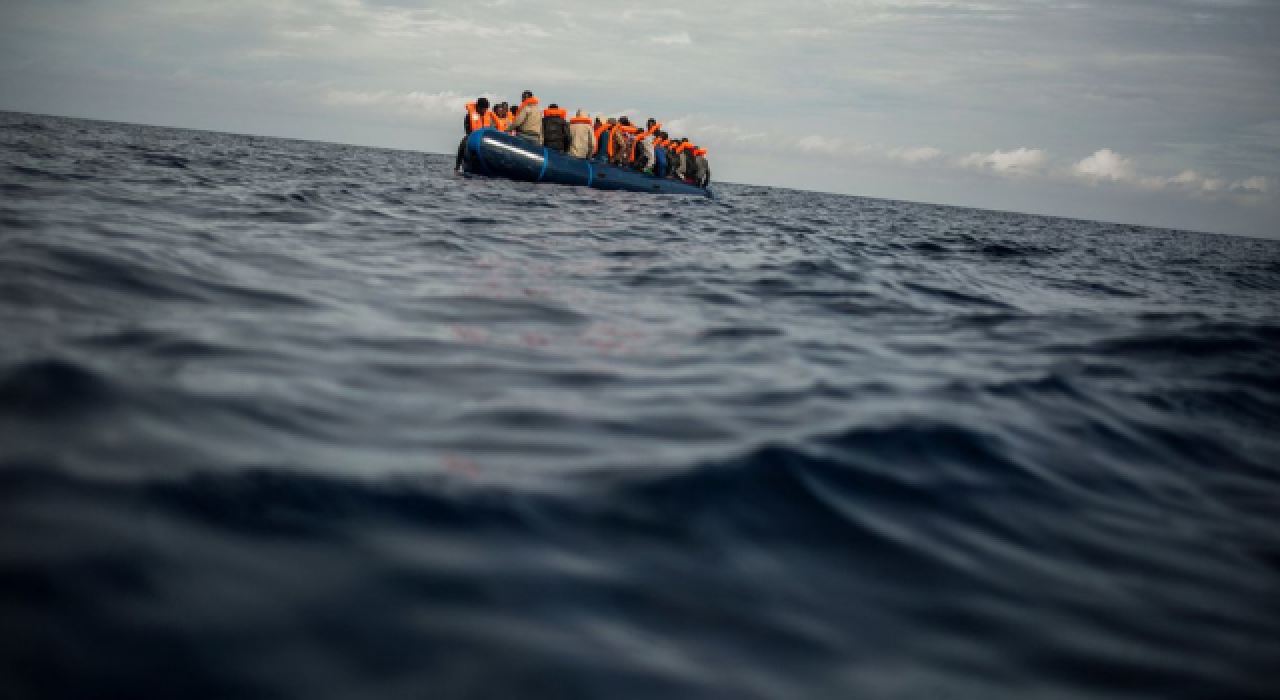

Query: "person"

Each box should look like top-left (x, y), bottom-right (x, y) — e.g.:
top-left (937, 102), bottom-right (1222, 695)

top-left (653, 131), bottom-right (669, 178)
top-left (594, 117), bottom-right (616, 162)
top-left (680, 140), bottom-right (698, 184)
top-left (541, 103), bottom-right (570, 152)
top-left (613, 117), bottom-right (637, 166)
top-left (693, 148), bottom-right (711, 187)
top-left (491, 102), bottom-right (510, 132)
top-left (508, 90), bottom-right (543, 144)
top-left (456, 97), bottom-right (495, 170)
top-left (630, 117), bottom-right (661, 171)
top-left (670, 138), bottom-right (695, 181)
top-left (567, 109), bottom-right (595, 159)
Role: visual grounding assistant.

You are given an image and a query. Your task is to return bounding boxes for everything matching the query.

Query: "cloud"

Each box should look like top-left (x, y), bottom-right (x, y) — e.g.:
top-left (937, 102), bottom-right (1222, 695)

top-left (1071, 148), bottom-right (1135, 181)
top-left (1232, 175), bottom-right (1272, 194)
top-left (957, 148), bottom-right (1049, 175)
top-left (1069, 149), bottom-right (1273, 199)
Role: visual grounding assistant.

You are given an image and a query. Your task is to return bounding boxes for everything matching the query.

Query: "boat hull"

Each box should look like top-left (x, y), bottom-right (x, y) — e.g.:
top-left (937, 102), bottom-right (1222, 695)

top-left (463, 128), bottom-right (711, 198)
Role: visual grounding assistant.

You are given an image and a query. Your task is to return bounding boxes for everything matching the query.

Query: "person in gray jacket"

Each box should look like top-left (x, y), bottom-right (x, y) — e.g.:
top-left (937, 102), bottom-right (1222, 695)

top-left (694, 150), bottom-right (711, 188)
top-left (508, 90), bottom-right (543, 145)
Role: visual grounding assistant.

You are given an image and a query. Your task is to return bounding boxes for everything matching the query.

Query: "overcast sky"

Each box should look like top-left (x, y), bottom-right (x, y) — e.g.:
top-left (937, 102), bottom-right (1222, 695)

top-left (2, 0), bottom-right (1277, 238)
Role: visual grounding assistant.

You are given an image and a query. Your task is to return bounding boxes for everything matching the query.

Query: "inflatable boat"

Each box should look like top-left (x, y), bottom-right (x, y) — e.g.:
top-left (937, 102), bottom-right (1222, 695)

top-left (461, 128), bottom-right (712, 198)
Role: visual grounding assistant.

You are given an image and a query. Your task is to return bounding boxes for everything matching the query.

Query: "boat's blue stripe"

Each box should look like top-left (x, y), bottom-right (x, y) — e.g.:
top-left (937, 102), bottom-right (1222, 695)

top-left (586, 162), bottom-right (594, 188)
top-left (536, 148), bottom-right (549, 182)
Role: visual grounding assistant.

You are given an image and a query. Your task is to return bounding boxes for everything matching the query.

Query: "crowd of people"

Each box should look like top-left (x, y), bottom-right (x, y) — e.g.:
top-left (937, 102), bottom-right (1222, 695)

top-left (456, 90), bottom-right (711, 188)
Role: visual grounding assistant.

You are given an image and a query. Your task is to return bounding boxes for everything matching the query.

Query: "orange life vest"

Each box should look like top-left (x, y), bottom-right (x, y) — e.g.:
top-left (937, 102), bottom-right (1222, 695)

top-left (512, 96), bottom-right (540, 118)
top-left (694, 148), bottom-right (707, 157)
top-left (628, 122), bottom-right (661, 161)
top-left (542, 107), bottom-right (568, 119)
top-left (594, 123), bottom-right (613, 156)
top-left (492, 113), bottom-right (509, 130)
top-left (569, 116), bottom-right (593, 126)
top-left (465, 102), bottom-right (496, 132)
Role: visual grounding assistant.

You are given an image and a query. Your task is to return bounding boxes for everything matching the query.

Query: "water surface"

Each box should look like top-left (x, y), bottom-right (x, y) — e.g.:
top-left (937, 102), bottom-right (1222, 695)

top-left (2, 112), bottom-right (1278, 699)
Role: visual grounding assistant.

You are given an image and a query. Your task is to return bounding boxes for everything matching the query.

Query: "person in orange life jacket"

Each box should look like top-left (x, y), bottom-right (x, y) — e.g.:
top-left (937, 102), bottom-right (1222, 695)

top-left (491, 102), bottom-right (511, 132)
top-left (652, 131), bottom-right (670, 178)
top-left (680, 140), bottom-right (699, 184)
top-left (508, 90), bottom-right (543, 144)
top-left (567, 109), bottom-right (595, 159)
top-left (669, 138), bottom-right (691, 180)
top-left (455, 97), bottom-right (494, 171)
top-left (630, 118), bottom-right (661, 172)
top-left (612, 117), bottom-right (638, 166)
top-left (541, 104), bottom-right (570, 152)
top-left (693, 148), bottom-right (711, 187)
top-left (593, 117), bottom-right (616, 162)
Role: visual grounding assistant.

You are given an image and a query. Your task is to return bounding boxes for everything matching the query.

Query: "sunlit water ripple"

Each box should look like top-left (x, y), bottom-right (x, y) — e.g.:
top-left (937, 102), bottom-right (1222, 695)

top-left (2, 112), bottom-right (1279, 700)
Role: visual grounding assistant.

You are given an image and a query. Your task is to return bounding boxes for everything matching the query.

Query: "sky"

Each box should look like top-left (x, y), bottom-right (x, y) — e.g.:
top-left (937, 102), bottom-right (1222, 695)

top-left (1, 0), bottom-right (1278, 238)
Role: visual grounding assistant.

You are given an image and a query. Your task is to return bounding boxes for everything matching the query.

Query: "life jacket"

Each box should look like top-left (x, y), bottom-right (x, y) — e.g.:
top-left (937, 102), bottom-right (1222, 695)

top-left (465, 103), bottom-right (496, 132)
top-left (492, 113), bottom-right (509, 130)
top-left (595, 123), bottom-right (613, 157)
top-left (694, 148), bottom-right (707, 157)
top-left (628, 122), bottom-right (660, 162)
top-left (542, 107), bottom-right (568, 119)
top-left (616, 125), bottom-right (639, 161)
top-left (569, 116), bottom-right (593, 126)
top-left (512, 96), bottom-right (540, 118)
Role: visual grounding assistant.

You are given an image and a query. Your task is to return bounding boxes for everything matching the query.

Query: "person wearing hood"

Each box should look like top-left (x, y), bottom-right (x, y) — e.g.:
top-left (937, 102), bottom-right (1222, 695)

top-left (541, 103), bottom-right (570, 152)
top-left (567, 110), bottom-right (595, 159)
top-left (508, 90), bottom-right (543, 145)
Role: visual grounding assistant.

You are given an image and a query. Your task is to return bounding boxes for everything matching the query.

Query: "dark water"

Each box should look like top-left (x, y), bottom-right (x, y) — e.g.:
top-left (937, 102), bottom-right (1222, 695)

top-left (2, 111), bottom-right (1279, 699)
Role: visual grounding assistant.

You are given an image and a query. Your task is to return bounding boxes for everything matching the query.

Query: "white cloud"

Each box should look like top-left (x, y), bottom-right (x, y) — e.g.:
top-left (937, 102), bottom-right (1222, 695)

top-left (958, 147), bottom-right (1049, 175)
top-left (1232, 175), bottom-right (1272, 194)
top-left (1071, 148), bottom-right (1135, 181)
top-left (1069, 150), bottom-right (1273, 199)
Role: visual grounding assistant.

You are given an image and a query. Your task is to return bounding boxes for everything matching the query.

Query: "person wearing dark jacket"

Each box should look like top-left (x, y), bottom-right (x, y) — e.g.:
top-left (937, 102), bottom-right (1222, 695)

top-left (653, 131), bottom-right (669, 178)
top-left (541, 104), bottom-right (570, 152)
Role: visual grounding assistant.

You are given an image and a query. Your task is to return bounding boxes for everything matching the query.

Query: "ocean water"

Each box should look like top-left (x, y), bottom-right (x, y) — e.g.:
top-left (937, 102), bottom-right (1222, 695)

top-left (2, 111), bottom-right (1278, 700)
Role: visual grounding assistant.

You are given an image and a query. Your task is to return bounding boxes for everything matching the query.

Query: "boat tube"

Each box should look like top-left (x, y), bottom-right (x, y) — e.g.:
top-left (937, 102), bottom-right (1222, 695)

top-left (462, 128), bottom-right (712, 198)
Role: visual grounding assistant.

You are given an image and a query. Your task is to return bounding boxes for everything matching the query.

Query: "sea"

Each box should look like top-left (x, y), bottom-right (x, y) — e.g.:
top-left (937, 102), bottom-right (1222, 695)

top-left (2, 111), bottom-right (1278, 700)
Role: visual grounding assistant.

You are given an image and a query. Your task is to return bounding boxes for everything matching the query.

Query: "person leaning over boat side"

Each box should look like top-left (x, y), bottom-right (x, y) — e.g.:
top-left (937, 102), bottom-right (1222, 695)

top-left (541, 104), bottom-right (570, 152)
top-left (455, 97), bottom-right (495, 171)
top-left (694, 148), bottom-right (711, 187)
top-left (508, 90), bottom-right (543, 145)
top-left (567, 110), bottom-right (595, 159)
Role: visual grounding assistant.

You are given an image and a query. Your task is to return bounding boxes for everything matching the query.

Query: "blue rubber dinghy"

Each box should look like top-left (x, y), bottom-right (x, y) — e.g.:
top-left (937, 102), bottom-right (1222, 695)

top-left (463, 128), bottom-right (712, 198)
